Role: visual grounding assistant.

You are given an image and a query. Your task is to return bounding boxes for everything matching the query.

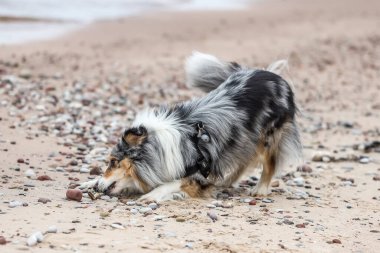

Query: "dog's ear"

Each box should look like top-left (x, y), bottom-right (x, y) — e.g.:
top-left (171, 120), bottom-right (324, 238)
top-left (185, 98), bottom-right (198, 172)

top-left (122, 126), bottom-right (147, 146)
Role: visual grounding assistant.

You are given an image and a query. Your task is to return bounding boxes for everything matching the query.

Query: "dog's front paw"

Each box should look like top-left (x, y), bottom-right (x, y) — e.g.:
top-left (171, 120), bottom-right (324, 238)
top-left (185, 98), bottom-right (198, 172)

top-left (249, 185), bottom-right (271, 197)
top-left (139, 183), bottom-right (187, 203)
top-left (78, 177), bottom-right (100, 191)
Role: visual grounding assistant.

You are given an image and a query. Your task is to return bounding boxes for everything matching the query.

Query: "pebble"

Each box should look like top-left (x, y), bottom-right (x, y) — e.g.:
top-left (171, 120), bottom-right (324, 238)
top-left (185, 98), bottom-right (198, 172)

top-left (130, 208), bottom-right (138, 214)
top-left (90, 167), bottom-right (102, 175)
top-left (249, 200), bottom-right (257, 205)
top-left (38, 198), bottom-right (51, 204)
top-left (148, 203), bottom-right (158, 210)
top-left (66, 189), bottom-right (82, 201)
top-left (27, 232), bottom-right (43, 246)
top-left (207, 212), bottom-right (218, 222)
top-left (373, 175), bottom-right (380, 181)
top-left (297, 164), bottom-right (313, 173)
top-left (37, 175), bottom-right (52, 181)
top-left (176, 217), bottom-right (186, 222)
top-left (332, 239), bottom-right (341, 244)
top-left (223, 202), bottom-right (233, 208)
top-left (206, 204), bottom-right (216, 209)
top-left (79, 167), bottom-right (90, 173)
top-left (296, 223), bottom-right (306, 228)
top-left (126, 201), bottom-right (136, 206)
top-left (17, 158), bottom-right (25, 163)
top-left (293, 177), bottom-right (305, 186)
top-left (9, 200), bottom-right (23, 208)
top-left (139, 207), bottom-right (152, 214)
top-left (262, 198), bottom-right (274, 203)
top-left (0, 236), bottom-right (6, 245)
top-left (111, 223), bottom-right (125, 229)
top-left (153, 215), bottom-right (166, 221)
top-left (47, 226), bottom-right (58, 233)
top-left (359, 157), bottom-right (370, 164)
top-left (211, 200), bottom-right (223, 207)
top-left (25, 169), bottom-right (36, 178)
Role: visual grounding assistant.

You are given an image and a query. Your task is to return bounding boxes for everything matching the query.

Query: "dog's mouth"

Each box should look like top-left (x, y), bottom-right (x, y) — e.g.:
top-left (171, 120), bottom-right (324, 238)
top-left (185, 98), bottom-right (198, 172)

top-left (104, 181), bottom-right (116, 195)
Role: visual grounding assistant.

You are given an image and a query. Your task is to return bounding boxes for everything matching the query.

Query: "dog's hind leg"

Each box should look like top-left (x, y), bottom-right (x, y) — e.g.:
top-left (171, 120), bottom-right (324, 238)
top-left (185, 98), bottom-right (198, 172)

top-left (251, 152), bottom-right (276, 196)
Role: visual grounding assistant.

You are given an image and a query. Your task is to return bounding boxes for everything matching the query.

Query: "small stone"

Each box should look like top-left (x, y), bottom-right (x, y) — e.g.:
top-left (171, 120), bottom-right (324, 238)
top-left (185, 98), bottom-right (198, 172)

top-left (0, 236), bottom-right (6, 245)
top-left (322, 156), bottom-right (331, 163)
top-left (17, 158), bottom-right (25, 163)
top-left (139, 207), bottom-right (152, 214)
top-left (293, 177), bottom-right (305, 186)
top-left (223, 202), bottom-right (233, 208)
top-left (111, 223), bottom-right (124, 229)
top-left (262, 198), bottom-right (274, 203)
top-left (37, 175), bottom-right (52, 181)
top-left (20, 69), bottom-right (32, 79)
top-left (296, 223), bottom-right (306, 228)
top-left (207, 212), bottom-right (218, 222)
top-left (359, 157), bottom-right (370, 164)
top-left (297, 164), bottom-right (313, 173)
top-left (148, 203), bottom-right (158, 210)
top-left (66, 189), bottom-right (82, 201)
top-left (271, 180), bottom-right (280, 187)
top-left (27, 232), bottom-right (43, 246)
top-left (206, 204), bottom-right (216, 208)
top-left (47, 226), bottom-right (57, 233)
top-left (211, 200), bottom-right (223, 207)
top-left (79, 167), bottom-right (90, 173)
top-left (249, 200), bottom-right (257, 205)
top-left (38, 198), bottom-right (51, 204)
top-left (126, 201), bottom-right (136, 206)
top-left (332, 239), bottom-right (341, 244)
top-left (69, 160), bottom-right (78, 166)
top-left (130, 208), bottom-right (138, 214)
top-left (100, 212), bottom-right (109, 218)
top-left (373, 175), bottom-right (380, 181)
top-left (25, 169), bottom-right (36, 178)
top-left (283, 219), bottom-right (294, 225)
top-left (153, 215), bottom-right (166, 221)
top-left (90, 167), bottom-right (102, 175)
top-left (176, 217), bottom-right (186, 222)
top-left (9, 200), bottom-right (23, 208)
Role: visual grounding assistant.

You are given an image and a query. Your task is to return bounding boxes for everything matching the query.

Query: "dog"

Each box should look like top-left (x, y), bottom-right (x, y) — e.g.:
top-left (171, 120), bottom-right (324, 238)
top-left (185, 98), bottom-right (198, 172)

top-left (79, 52), bottom-right (302, 202)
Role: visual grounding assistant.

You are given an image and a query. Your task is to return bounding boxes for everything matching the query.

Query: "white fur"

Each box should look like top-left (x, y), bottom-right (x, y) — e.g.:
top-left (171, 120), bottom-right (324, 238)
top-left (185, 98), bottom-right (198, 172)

top-left (132, 109), bottom-right (185, 181)
top-left (266, 59), bottom-right (288, 75)
top-left (139, 180), bottom-right (187, 203)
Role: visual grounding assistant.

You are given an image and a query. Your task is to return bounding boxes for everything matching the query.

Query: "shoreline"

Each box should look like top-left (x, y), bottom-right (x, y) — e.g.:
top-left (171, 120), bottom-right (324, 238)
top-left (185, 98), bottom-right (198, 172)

top-left (0, 0), bottom-right (252, 45)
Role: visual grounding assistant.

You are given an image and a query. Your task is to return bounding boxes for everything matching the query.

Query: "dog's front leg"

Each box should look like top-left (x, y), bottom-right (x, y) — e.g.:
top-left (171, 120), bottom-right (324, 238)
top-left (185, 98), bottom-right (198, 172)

top-left (139, 174), bottom-right (212, 203)
top-left (139, 180), bottom-right (186, 203)
top-left (78, 177), bottom-right (101, 191)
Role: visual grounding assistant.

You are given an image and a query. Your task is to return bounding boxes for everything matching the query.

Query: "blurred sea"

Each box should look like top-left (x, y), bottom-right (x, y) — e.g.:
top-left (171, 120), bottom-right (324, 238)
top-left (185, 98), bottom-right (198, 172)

top-left (0, 0), bottom-right (249, 44)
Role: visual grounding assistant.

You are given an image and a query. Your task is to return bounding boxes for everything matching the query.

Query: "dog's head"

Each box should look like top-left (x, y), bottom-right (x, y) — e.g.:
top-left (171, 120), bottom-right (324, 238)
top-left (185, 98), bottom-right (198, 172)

top-left (96, 126), bottom-right (152, 195)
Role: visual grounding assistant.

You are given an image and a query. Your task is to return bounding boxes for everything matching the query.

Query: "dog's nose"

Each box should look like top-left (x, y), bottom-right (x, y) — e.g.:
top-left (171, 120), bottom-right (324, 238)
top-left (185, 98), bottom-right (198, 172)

top-left (93, 181), bottom-right (100, 192)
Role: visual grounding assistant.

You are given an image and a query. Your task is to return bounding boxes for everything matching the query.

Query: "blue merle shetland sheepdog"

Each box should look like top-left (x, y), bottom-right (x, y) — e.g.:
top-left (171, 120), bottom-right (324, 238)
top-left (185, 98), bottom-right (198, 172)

top-left (80, 52), bottom-right (302, 202)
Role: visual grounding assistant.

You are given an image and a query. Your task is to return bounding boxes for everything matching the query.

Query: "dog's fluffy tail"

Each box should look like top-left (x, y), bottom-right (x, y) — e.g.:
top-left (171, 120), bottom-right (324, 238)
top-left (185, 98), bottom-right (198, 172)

top-left (185, 51), bottom-right (242, 92)
top-left (185, 51), bottom-right (288, 92)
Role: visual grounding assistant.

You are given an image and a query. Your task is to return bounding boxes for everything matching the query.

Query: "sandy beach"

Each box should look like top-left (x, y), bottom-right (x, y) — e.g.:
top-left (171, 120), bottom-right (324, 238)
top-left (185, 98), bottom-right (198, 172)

top-left (1, 0), bottom-right (380, 252)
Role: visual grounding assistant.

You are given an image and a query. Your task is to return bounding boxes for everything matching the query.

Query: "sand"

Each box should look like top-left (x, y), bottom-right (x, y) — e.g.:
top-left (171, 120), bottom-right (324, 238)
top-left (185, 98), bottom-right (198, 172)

top-left (0, 0), bottom-right (379, 252)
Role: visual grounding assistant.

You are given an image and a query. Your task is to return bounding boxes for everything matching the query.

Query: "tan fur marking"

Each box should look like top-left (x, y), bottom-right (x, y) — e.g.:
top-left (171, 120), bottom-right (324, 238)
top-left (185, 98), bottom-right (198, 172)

top-left (180, 179), bottom-right (202, 198)
top-left (124, 133), bottom-right (146, 146)
top-left (117, 158), bottom-right (149, 193)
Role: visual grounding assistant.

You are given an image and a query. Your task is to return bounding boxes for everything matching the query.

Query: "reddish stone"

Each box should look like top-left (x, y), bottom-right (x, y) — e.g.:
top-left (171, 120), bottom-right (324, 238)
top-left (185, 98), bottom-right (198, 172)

top-left (249, 200), bottom-right (257, 205)
top-left (66, 189), bottom-right (82, 202)
top-left (296, 223), bottom-right (306, 228)
top-left (37, 175), bottom-right (52, 181)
